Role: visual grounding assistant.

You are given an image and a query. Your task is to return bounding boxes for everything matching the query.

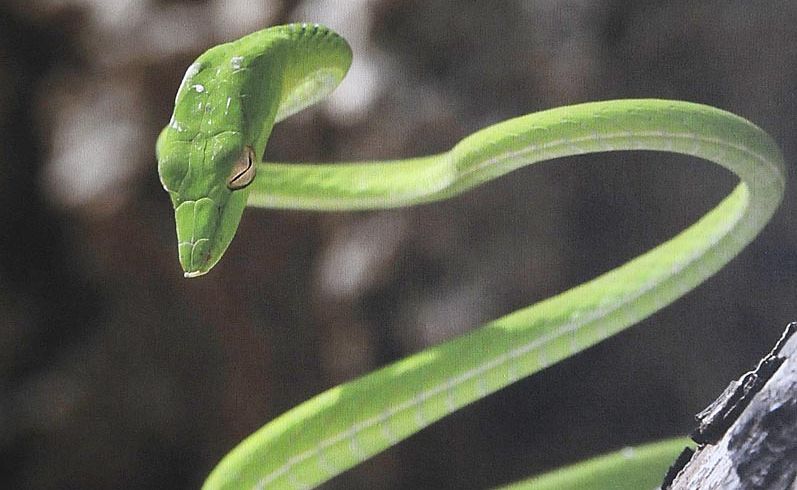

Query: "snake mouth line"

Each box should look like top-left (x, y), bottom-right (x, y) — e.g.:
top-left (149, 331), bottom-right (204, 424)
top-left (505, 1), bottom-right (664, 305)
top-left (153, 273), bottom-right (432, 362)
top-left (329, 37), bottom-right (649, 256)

top-left (178, 237), bottom-right (214, 277)
top-left (175, 196), bottom-right (223, 277)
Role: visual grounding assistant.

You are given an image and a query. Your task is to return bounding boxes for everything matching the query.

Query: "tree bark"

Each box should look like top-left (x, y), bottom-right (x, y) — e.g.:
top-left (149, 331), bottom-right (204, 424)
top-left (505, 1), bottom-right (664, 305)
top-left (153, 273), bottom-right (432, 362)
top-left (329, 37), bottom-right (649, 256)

top-left (665, 323), bottom-right (797, 489)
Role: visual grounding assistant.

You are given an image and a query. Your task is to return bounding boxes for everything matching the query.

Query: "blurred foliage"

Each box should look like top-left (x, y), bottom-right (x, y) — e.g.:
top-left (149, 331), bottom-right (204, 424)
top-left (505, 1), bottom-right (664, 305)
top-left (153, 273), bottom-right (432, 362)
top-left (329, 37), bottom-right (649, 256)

top-left (0, 1), bottom-right (795, 489)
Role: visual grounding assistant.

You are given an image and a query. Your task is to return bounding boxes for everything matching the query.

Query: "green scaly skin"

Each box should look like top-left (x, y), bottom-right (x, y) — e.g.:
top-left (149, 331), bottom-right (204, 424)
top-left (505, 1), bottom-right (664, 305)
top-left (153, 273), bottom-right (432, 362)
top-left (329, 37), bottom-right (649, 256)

top-left (156, 24), bottom-right (786, 490)
top-left (496, 437), bottom-right (693, 490)
top-left (157, 23), bottom-right (351, 277)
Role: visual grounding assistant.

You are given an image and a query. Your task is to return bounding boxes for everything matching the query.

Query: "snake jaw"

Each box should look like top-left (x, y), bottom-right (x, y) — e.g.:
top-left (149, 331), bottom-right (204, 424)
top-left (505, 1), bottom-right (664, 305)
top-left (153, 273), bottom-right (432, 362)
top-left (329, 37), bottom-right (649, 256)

top-left (179, 238), bottom-right (212, 277)
top-left (173, 188), bottom-right (250, 278)
top-left (175, 198), bottom-right (219, 278)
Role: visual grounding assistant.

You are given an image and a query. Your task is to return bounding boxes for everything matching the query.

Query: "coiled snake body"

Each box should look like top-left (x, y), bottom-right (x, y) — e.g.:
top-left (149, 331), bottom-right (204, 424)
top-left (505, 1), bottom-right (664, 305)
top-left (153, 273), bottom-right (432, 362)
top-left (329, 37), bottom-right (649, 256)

top-left (156, 24), bottom-right (786, 490)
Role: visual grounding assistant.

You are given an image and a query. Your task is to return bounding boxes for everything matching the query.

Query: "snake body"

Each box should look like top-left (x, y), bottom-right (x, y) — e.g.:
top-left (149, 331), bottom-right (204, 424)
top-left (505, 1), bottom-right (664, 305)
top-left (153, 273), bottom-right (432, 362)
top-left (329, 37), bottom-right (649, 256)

top-left (156, 24), bottom-right (786, 490)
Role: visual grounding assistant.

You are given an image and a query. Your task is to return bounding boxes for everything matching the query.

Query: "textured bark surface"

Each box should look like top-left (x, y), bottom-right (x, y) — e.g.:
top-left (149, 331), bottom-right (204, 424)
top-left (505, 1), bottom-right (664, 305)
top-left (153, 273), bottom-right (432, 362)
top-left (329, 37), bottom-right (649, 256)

top-left (668, 323), bottom-right (797, 489)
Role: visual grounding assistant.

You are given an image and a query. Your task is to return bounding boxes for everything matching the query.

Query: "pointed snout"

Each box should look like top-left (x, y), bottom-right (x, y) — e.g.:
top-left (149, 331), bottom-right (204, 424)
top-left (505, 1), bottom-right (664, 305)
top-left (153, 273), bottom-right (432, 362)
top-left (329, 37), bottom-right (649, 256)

top-left (175, 198), bottom-right (220, 278)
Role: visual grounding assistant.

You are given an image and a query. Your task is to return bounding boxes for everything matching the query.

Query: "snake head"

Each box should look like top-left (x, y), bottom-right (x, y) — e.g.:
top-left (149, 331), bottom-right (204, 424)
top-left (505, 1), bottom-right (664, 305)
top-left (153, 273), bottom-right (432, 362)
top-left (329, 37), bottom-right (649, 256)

top-left (157, 127), bottom-right (256, 278)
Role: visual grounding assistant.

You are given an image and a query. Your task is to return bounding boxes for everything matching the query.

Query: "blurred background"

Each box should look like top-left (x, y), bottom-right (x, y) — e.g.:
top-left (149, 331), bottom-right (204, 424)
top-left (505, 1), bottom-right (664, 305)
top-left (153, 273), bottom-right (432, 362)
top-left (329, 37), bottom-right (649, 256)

top-left (0, 1), bottom-right (794, 488)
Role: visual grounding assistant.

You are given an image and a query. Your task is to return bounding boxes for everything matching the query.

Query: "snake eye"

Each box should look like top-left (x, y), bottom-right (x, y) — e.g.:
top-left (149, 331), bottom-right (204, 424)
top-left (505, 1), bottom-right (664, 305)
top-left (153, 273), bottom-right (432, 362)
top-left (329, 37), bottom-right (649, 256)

top-left (227, 145), bottom-right (256, 190)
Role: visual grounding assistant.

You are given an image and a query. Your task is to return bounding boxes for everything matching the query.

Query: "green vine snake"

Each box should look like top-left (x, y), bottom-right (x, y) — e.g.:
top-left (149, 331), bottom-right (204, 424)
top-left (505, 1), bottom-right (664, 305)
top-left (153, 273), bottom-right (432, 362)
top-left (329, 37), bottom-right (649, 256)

top-left (155, 24), bottom-right (786, 489)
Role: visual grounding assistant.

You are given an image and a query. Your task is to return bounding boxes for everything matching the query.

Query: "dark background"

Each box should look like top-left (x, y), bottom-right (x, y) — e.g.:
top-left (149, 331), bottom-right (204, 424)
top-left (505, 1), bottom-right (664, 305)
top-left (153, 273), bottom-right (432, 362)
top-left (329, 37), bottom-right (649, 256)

top-left (0, 1), bottom-right (794, 488)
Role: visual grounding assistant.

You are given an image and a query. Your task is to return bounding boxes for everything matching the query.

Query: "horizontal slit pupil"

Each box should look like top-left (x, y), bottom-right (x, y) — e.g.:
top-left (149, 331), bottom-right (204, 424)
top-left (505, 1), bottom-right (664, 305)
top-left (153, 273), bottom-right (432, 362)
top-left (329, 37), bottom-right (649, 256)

top-left (232, 161), bottom-right (251, 181)
top-left (228, 149), bottom-right (255, 189)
